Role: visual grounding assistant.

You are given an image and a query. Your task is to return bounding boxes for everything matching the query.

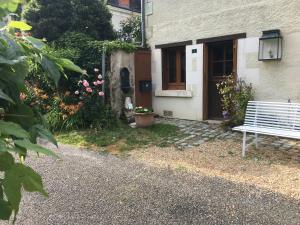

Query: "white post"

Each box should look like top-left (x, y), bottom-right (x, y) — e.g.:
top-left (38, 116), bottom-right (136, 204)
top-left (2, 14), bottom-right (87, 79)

top-left (242, 132), bottom-right (247, 157)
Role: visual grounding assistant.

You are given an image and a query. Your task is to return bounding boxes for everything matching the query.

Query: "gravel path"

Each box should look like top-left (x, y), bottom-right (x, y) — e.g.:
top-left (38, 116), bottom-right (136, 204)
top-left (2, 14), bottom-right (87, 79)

top-left (3, 144), bottom-right (300, 225)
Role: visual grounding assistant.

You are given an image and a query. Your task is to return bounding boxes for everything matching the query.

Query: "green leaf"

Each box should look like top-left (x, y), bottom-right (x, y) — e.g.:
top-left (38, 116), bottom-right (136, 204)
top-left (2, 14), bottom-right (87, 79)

top-left (7, 104), bottom-right (36, 129)
top-left (0, 152), bottom-right (14, 171)
top-left (3, 168), bottom-right (21, 212)
top-left (0, 120), bottom-right (29, 139)
top-left (30, 125), bottom-right (58, 147)
top-left (41, 55), bottom-right (61, 86)
top-left (0, 89), bottom-right (14, 104)
top-left (8, 21), bottom-right (32, 31)
top-left (19, 165), bottom-right (48, 196)
top-left (55, 58), bottom-right (83, 74)
top-left (0, 199), bottom-right (12, 220)
top-left (0, 185), bottom-right (3, 199)
top-left (0, 55), bottom-right (26, 65)
top-left (23, 36), bottom-right (45, 50)
top-left (14, 139), bottom-right (58, 158)
top-left (5, 163), bottom-right (48, 197)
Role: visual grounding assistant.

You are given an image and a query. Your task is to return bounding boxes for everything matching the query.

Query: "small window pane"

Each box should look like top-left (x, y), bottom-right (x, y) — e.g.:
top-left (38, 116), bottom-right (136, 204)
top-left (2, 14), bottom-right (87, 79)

top-left (212, 62), bottom-right (224, 76)
top-left (168, 51), bottom-right (176, 83)
top-left (225, 61), bottom-right (233, 75)
top-left (212, 45), bottom-right (224, 61)
top-left (225, 45), bottom-right (233, 60)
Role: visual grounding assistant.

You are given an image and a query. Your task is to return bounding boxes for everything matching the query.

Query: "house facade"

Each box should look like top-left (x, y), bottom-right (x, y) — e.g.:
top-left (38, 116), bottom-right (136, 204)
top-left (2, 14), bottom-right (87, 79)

top-left (107, 0), bottom-right (141, 30)
top-left (145, 0), bottom-right (300, 121)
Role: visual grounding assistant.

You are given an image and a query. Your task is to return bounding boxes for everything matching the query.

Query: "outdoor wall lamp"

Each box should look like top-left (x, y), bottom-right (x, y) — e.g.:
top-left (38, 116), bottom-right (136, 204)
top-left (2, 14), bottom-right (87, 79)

top-left (258, 29), bottom-right (282, 61)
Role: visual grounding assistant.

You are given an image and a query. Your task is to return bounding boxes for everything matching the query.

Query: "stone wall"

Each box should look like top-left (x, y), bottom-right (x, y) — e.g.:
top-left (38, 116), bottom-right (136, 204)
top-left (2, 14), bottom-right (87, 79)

top-left (109, 51), bottom-right (135, 118)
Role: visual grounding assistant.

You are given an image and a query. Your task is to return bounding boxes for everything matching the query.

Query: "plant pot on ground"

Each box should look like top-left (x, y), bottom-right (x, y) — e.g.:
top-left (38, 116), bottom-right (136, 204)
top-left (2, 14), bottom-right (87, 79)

top-left (134, 107), bottom-right (154, 128)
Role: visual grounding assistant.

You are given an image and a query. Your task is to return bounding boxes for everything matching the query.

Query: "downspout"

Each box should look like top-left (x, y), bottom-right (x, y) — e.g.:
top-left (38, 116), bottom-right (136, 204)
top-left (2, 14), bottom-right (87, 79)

top-left (141, 0), bottom-right (146, 48)
top-left (102, 46), bottom-right (106, 104)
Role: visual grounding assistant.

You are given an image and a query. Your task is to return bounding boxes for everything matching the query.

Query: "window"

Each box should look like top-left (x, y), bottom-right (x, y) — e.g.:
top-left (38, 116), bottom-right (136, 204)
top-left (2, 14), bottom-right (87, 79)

top-left (107, 0), bottom-right (141, 12)
top-left (119, 0), bottom-right (129, 8)
top-left (208, 41), bottom-right (233, 77)
top-left (162, 47), bottom-right (186, 90)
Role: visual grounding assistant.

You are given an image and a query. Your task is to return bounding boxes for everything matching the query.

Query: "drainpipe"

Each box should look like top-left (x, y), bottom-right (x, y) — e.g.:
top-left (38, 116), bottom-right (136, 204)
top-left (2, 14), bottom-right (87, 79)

top-left (141, 0), bottom-right (146, 48)
top-left (102, 46), bottom-right (106, 104)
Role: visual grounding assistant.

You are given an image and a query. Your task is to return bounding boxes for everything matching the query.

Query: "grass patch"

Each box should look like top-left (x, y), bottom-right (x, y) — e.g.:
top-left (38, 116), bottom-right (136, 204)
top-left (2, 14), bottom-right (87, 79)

top-left (56, 123), bottom-right (180, 154)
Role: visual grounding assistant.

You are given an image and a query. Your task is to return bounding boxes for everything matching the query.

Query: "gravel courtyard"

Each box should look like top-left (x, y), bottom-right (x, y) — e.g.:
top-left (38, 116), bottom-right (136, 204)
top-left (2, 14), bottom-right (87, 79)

top-left (4, 144), bottom-right (300, 225)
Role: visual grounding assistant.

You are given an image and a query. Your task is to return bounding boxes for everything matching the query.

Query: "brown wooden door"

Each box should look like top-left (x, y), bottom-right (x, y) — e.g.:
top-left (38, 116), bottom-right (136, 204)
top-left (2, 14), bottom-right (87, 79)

top-left (134, 50), bottom-right (152, 108)
top-left (204, 40), bottom-right (237, 119)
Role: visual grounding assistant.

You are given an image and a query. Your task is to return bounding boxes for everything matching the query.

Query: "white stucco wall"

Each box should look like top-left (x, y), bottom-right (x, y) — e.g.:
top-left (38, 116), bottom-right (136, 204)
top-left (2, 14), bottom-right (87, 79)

top-left (108, 5), bottom-right (140, 31)
top-left (146, 0), bottom-right (300, 120)
top-left (153, 45), bottom-right (204, 120)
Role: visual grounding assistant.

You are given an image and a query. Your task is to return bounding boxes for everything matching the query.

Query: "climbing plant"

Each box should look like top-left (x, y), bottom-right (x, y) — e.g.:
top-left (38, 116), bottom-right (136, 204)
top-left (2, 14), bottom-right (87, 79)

top-left (0, 0), bottom-right (83, 222)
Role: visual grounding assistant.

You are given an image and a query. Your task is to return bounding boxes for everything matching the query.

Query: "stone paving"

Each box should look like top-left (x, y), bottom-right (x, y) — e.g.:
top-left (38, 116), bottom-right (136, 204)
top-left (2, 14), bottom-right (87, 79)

top-left (156, 118), bottom-right (300, 153)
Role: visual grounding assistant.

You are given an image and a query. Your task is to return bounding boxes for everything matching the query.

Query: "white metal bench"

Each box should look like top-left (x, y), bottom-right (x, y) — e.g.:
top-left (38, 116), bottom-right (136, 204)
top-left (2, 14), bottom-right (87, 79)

top-left (233, 101), bottom-right (300, 157)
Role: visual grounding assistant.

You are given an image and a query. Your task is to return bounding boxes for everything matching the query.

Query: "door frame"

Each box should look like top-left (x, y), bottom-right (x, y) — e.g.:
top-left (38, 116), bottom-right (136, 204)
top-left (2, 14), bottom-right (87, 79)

top-left (202, 38), bottom-right (238, 120)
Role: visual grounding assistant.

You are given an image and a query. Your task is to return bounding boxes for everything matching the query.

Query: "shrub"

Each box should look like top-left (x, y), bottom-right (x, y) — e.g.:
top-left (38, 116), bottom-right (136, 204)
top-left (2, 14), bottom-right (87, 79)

top-left (23, 0), bottom-right (73, 41)
top-left (71, 0), bottom-right (116, 40)
top-left (118, 15), bottom-right (142, 43)
top-left (23, 0), bottom-right (116, 42)
top-left (217, 75), bottom-right (254, 127)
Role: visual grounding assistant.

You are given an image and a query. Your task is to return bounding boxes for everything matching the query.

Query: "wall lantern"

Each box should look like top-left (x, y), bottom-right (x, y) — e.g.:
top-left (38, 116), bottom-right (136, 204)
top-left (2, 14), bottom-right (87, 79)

top-left (258, 29), bottom-right (282, 61)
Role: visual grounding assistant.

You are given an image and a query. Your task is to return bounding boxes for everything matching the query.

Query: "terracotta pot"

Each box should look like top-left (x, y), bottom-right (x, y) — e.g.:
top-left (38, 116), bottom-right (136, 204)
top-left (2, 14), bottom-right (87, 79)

top-left (135, 113), bottom-right (155, 128)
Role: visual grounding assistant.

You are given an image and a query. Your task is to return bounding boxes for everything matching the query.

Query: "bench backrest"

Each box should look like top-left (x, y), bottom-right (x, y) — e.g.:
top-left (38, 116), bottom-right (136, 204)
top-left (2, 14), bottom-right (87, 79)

top-left (244, 101), bottom-right (300, 131)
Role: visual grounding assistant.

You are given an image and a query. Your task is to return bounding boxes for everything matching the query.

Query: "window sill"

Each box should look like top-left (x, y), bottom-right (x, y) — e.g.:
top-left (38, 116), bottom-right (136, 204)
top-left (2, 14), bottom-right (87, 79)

top-left (155, 90), bottom-right (193, 98)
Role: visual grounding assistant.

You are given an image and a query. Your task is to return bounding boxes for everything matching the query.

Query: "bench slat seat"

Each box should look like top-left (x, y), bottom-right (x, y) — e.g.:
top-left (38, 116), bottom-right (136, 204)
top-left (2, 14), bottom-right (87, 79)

top-left (233, 101), bottom-right (300, 157)
top-left (233, 126), bottom-right (300, 139)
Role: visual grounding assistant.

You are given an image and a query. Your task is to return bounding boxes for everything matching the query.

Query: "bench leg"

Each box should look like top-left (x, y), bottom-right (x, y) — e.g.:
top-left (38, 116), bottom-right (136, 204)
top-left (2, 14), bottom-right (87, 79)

top-left (255, 133), bottom-right (258, 149)
top-left (242, 131), bottom-right (247, 158)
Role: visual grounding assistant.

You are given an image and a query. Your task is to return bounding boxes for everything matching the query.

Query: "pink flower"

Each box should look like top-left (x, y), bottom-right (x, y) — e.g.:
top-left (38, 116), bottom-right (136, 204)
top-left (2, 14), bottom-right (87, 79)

top-left (98, 74), bottom-right (102, 79)
top-left (75, 90), bottom-right (79, 95)
top-left (83, 80), bottom-right (89, 87)
top-left (97, 80), bottom-right (104, 85)
top-left (86, 87), bottom-right (93, 93)
top-left (98, 92), bottom-right (104, 96)
top-left (93, 81), bottom-right (98, 86)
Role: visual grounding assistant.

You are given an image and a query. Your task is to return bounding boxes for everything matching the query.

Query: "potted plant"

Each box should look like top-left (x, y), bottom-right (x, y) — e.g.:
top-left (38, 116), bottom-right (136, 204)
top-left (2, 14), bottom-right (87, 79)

top-left (134, 106), bottom-right (154, 128)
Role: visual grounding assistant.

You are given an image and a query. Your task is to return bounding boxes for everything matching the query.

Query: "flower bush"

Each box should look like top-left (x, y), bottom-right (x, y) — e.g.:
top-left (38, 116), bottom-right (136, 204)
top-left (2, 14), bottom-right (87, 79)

top-left (135, 106), bottom-right (153, 114)
top-left (217, 75), bottom-right (254, 127)
top-left (216, 74), bottom-right (236, 117)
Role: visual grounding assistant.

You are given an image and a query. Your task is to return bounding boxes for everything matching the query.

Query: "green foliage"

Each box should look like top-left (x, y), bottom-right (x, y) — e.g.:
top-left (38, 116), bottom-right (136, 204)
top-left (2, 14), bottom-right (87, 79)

top-left (118, 15), bottom-right (142, 44)
top-left (0, 0), bottom-right (23, 17)
top-left (23, 0), bottom-right (115, 42)
top-left (71, 0), bottom-right (116, 40)
top-left (54, 32), bottom-right (137, 71)
top-left (217, 75), bottom-right (254, 127)
top-left (0, 11), bottom-right (82, 222)
top-left (23, 0), bottom-right (73, 42)
top-left (135, 106), bottom-right (153, 114)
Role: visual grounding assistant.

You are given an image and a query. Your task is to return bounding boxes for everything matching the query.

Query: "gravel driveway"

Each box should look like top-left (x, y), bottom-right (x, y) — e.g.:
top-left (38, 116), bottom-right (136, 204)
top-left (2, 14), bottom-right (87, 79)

top-left (3, 144), bottom-right (300, 225)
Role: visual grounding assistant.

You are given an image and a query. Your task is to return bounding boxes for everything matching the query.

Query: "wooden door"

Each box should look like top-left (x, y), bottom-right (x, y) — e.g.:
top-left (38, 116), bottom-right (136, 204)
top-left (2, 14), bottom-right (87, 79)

top-left (203, 40), bottom-right (237, 119)
top-left (134, 49), bottom-right (152, 108)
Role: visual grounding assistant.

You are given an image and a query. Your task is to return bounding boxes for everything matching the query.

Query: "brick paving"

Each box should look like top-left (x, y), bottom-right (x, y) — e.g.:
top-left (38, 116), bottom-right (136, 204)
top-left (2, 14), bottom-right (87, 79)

top-left (156, 118), bottom-right (300, 153)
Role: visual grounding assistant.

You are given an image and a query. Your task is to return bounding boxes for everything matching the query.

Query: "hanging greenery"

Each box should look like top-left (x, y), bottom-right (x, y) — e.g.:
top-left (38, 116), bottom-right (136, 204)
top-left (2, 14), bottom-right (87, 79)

top-left (0, 1), bottom-right (83, 222)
